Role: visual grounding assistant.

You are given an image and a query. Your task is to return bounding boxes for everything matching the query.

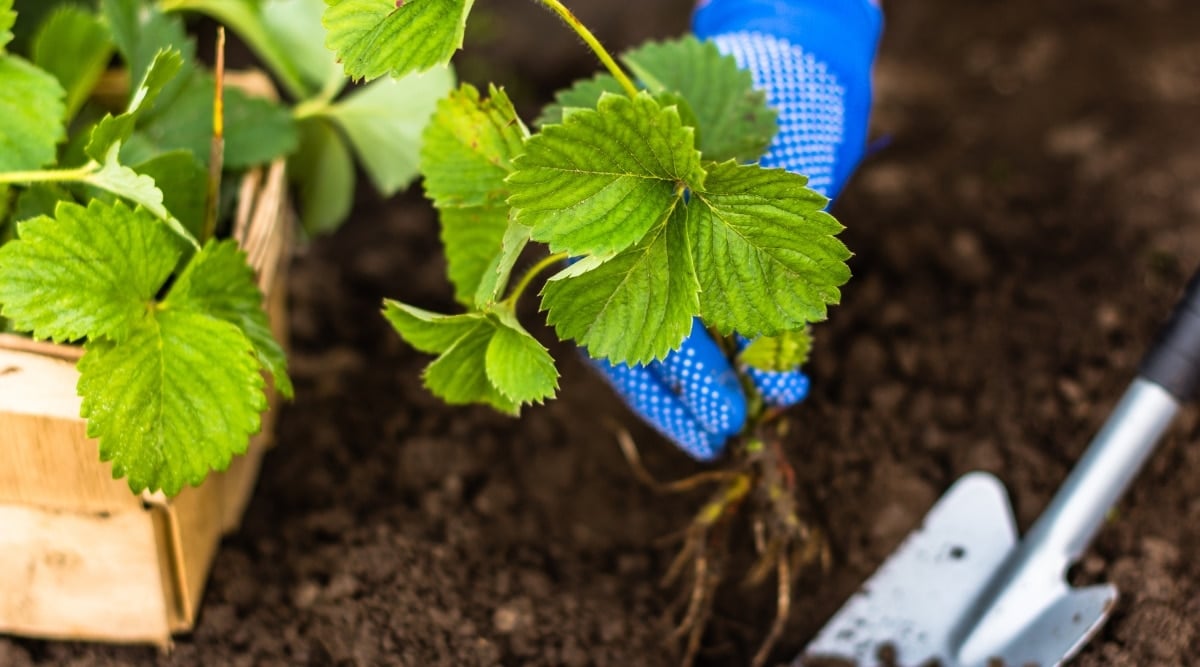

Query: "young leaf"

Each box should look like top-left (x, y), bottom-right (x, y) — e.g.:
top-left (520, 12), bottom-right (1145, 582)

top-left (382, 301), bottom-right (483, 353)
top-left (484, 311), bottom-right (557, 404)
top-left (422, 318), bottom-right (518, 414)
top-left (740, 329), bottom-right (812, 372)
top-left (383, 301), bottom-right (557, 411)
top-left (383, 303), bottom-right (516, 413)
top-left (1, 0), bottom-right (13, 52)
top-left (326, 66), bottom-right (455, 195)
top-left (421, 83), bottom-right (527, 304)
top-left (168, 240), bottom-right (294, 398)
top-left (86, 48), bottom-right (184, 162)
top-left (623, 36), bottom-right (777, 163)
top-left (541, 205), bottom-right (699, 364)
top-left (30, 5), bottom-right (113, 120)
top-left (0, 55), bottom-right (66, 171)
top-left (289, 117), bottom-right (355, 234)
top-left (78, 309), bottom-right (266, 495)
top-left (323, 0), bottom-right (473, 81)
top-left (688, 161), bottom-right (850, 336)
top-left (507, 91), bottom-right (705, 258)
top-left (0, 200), bottom-right (181, 343)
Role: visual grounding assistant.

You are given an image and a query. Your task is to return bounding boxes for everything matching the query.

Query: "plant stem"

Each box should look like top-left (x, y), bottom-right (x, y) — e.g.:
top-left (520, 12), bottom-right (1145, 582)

top-left (0, 166), bottom-right (95, 186)
top-left (292, 97), bottom-right (331, 121)
top-left (535, 0), bottom-right (639, 98)
top-left (202, 26), bottom-right (227, 244)
top-left (504, 252), bottom-right (569, 307)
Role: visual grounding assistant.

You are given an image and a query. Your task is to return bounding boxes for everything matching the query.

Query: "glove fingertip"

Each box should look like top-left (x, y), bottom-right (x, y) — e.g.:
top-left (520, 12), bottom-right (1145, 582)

top-left (749, 368), bottom-right (811, 407)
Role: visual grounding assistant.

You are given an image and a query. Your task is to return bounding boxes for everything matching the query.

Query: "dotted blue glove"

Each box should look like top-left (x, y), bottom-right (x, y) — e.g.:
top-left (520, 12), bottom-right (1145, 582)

top-left (590, 0), bottom-right (883, 461)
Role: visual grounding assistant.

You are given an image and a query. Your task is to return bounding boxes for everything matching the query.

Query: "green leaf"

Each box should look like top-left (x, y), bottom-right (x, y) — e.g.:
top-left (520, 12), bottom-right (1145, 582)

top-left (323, 0), bottom-right (473, 81)
top-left (87, 48), bottom-right (184, 162)
top-left (161, 0), bottom-right (334, 100)
top-left (78, 308), bottom-right (266, 495)
top-left (0, 55), bottom-right (66, 171)
top-left (507, 91), bottom-right (705, 258)
top-left (740, 328), bottom-right (812, 372)
top-left (102, 0), bottom-right (196, 113)
top-left (473, 219), bottom-right (529, 308)
top-left (688, 161), bottom-right (850, 336)
top-left (422, 316), bottom-right (517, 414)
top-left (420, 83), bottom-right (527, 304)
top-left (382, 300), bottom-right (483, 354)
top-left (168, 240), bottom-right (293, 398)
top-left (0, 200), bottom-right (180, 343)
top-left (439, 205), bottom-right (510, 306)
top-left (534, 73), bottom-right (624, 128)
top-left (541, 205), bottom-right (698, 364)
top-left (421, 83), bottom-right (526, 208)
top-left (382, 300), bottom-right (557, 411)
top-left (133, 150), bottom-right (208, 240)
top-left (30, 6), bottom-right (113, 120)
top-left (326, 66), bottom-right (455, 195)
top-left (1, 0), bottom-right (13, 52)
top-left (83, 143), bottom-right (198, 248)
top-left (623, 36), bottom-right (776, 163)
top-left (289, 117), bottom-right (355, 235)
top-left (484, 311), bottom-right (556, 404)
top-left (259, 0), bottom-right (343, 95)
top-left (133, 71), bottom-right (298, 168)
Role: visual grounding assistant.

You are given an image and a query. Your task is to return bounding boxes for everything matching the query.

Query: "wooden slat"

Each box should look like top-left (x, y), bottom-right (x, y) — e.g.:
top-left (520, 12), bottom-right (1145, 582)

top-left (0, 504), bottom-right (170, 647)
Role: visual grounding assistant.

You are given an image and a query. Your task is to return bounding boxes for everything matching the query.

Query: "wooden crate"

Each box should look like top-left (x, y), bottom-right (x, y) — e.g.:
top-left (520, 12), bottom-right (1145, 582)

top-left (0, 152), bottom-right (292, 647)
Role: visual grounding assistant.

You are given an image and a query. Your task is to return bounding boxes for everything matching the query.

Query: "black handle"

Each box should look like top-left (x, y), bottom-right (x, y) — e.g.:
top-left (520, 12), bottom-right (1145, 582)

top-left (1140, 268), bottom-right (1200, 402)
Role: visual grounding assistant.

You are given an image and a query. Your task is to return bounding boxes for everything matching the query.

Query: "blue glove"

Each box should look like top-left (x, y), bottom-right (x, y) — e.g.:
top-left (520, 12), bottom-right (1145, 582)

top-left (591, 0), bottom-right (883, 461)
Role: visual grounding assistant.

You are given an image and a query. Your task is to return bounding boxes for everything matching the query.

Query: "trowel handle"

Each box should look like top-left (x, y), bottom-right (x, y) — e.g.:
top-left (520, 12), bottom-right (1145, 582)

top-left (1024, 266), bottom-right (1200, 563)
top-left (1140, 268), bottom-right (1200, 402)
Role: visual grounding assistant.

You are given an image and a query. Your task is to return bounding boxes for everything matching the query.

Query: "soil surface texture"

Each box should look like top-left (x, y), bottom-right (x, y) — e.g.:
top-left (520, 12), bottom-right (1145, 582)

top-left (4, 0), bottom-right (1200, 665)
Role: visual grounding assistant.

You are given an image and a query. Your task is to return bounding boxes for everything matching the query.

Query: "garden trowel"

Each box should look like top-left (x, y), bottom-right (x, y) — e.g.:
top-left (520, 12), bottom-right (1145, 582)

top-left (798, 267), bottom-right (1200, 667)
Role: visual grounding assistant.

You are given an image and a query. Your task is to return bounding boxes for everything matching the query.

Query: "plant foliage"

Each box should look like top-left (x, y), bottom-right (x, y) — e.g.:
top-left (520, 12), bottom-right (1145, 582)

top-left (0, 1), bottom-right (292, 494)
top-left (321, 2), bottom-right (851, 414)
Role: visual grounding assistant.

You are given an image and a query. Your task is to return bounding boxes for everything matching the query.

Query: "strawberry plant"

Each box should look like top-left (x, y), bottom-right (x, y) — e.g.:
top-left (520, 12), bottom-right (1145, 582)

top-left (321, 1), bottom-right (851, 663)
top-left (0, 0), bottom-right (449, 496)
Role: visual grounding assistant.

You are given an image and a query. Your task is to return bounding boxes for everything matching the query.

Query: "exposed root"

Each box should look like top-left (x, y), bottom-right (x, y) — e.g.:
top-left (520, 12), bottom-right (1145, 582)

top-left (614, 426), bottom-right (828, 667)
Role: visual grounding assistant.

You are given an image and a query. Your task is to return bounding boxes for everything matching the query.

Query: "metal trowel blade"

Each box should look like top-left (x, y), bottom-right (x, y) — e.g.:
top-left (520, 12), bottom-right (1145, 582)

top-left (799, 472), bottom-right (1019, 666)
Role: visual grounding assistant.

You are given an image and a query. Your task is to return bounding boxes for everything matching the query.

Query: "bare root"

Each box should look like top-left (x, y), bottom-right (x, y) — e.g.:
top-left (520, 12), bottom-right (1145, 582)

top-left (614, 425), bottom-right (828, 667)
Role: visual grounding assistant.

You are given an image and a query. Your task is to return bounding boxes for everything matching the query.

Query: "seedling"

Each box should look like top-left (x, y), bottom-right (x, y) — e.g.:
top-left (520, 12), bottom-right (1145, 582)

top-left (321, 1), bottom-right (851, 664)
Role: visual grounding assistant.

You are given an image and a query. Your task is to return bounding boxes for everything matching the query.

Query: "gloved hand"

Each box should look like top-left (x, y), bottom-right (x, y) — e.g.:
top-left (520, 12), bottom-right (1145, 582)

top-left (589, 0), bottom-right (884, 461)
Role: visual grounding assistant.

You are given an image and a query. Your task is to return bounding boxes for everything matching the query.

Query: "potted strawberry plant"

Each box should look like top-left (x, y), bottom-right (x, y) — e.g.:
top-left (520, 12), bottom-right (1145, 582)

top-left (319, 1), bottom-right (857, 664)
top-left (0, 0), bottom-right (448, 646)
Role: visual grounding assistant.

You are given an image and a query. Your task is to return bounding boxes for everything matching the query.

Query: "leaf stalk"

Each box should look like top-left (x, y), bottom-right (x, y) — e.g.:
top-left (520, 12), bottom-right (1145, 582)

top-left (0, 165), bottom-right (96, 186)
top-left (534, 0), bottom-right (639, 98)
top-left (504, 251), bottom-right (569, 307)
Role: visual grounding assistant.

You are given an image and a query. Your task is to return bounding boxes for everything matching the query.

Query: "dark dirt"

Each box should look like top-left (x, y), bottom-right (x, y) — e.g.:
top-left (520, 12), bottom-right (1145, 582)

top-left (5, 0), bottom-right (1200, 665)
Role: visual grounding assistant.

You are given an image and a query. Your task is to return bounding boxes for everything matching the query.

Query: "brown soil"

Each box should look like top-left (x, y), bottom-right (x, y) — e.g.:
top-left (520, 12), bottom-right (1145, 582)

top-left (4, 0), bottom-right (1200, 665)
